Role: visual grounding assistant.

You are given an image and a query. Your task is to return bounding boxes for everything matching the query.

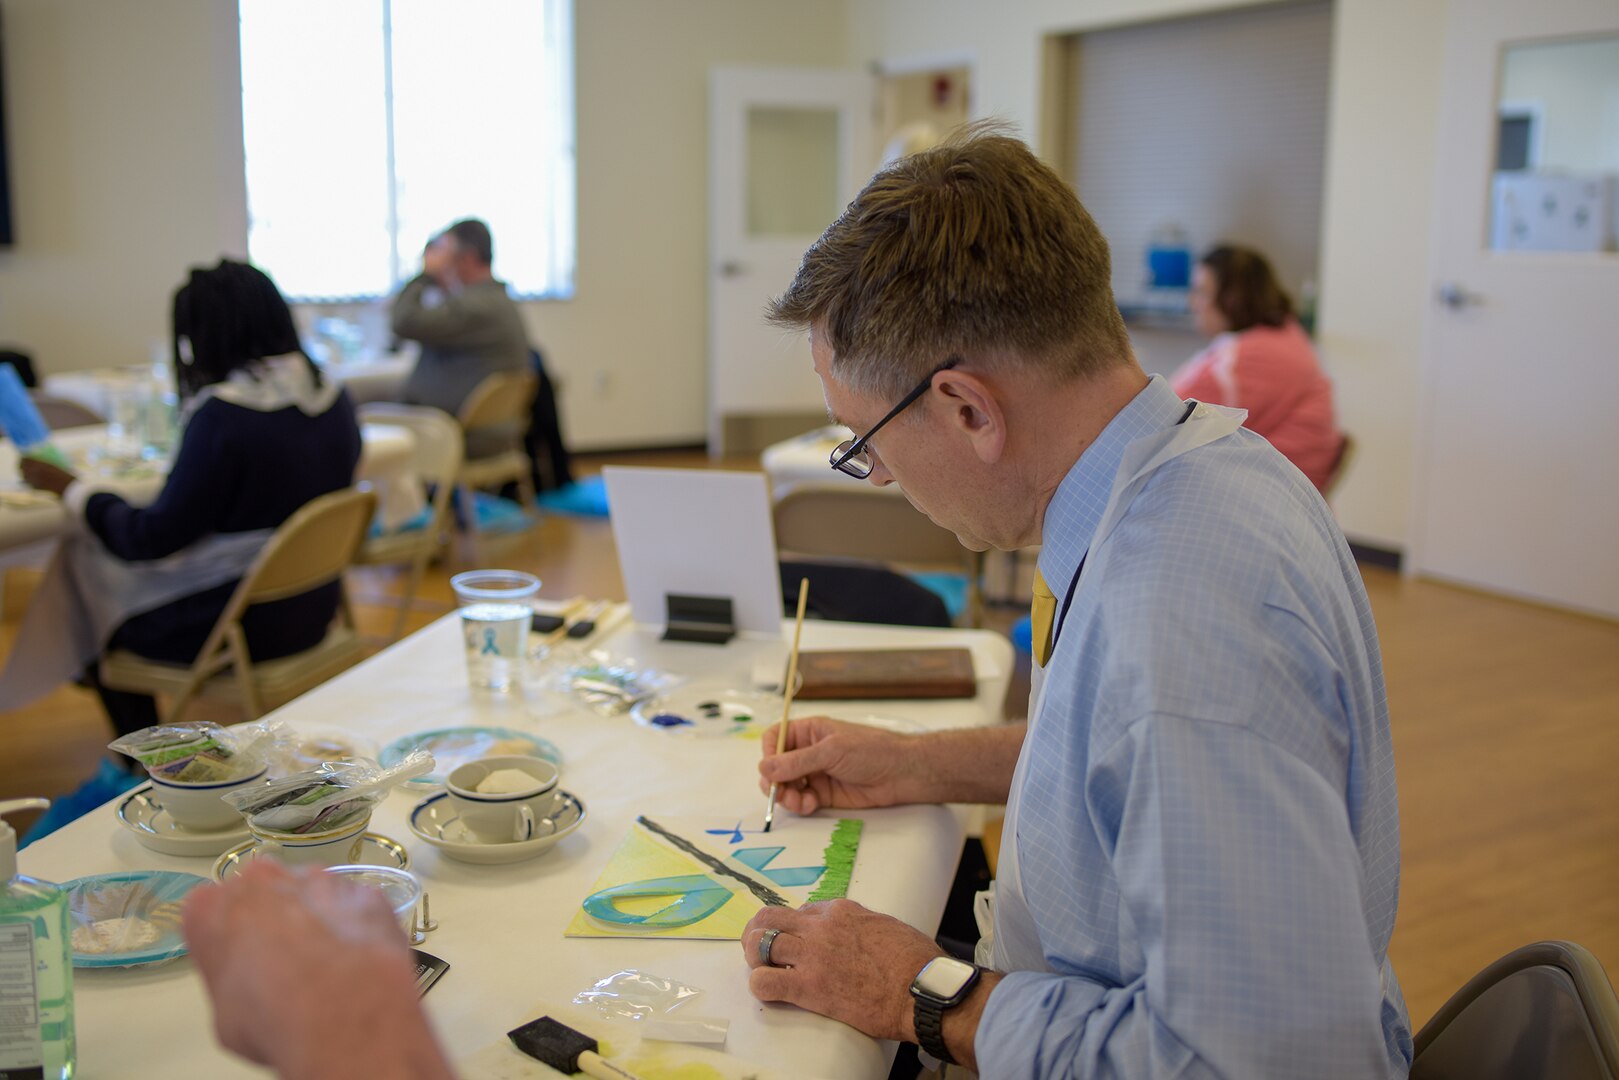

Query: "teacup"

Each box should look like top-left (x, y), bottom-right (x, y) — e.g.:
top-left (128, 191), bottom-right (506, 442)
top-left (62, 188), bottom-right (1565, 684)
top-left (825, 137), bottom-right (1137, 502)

top-left (446, 756), bottom-right (560, 844)
top-left (249, 809), bottom-right (372, 867)
top-left (149, 767), bottom-right (268, 832)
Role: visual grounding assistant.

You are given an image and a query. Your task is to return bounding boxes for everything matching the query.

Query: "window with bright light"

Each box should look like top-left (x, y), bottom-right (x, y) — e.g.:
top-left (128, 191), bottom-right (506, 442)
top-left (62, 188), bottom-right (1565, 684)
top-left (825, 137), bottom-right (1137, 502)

top-left (239, 0), bottom-right (575, 301)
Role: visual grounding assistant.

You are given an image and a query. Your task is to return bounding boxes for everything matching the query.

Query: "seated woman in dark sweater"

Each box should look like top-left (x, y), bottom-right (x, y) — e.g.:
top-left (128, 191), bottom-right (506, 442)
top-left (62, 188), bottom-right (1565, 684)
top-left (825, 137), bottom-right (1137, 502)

top-left (22, 261), bottom-right (361, 735)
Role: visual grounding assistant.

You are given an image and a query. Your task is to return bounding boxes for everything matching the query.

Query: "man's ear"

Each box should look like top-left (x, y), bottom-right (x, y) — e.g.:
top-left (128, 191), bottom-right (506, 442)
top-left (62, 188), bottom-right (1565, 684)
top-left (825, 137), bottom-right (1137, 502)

top-left (933, 370), bottom-right (1006, 465)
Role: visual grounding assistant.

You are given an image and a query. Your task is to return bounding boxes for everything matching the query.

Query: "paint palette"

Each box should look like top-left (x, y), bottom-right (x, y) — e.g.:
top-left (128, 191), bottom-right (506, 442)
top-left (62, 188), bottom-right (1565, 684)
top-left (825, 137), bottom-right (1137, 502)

top-left (629, 684), bottom-right (781, 737)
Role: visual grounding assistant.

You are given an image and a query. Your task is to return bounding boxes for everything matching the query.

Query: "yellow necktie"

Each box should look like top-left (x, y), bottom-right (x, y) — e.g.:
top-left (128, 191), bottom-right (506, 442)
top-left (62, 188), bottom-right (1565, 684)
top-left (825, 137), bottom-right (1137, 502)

top-left (1031, 566), bottom-right (1057, 668)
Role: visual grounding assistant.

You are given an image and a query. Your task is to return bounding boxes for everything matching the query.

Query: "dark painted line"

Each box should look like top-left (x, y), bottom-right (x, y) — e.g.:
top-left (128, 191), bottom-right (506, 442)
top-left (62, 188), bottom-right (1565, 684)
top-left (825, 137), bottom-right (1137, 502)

top-left (637, 815), bottom-right (787, 907)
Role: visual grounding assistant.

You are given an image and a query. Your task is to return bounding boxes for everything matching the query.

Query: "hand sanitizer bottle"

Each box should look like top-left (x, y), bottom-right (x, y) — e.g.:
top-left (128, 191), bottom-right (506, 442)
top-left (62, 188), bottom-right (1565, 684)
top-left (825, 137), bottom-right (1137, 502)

top-left (0, 799), bottom-right (76, 1079)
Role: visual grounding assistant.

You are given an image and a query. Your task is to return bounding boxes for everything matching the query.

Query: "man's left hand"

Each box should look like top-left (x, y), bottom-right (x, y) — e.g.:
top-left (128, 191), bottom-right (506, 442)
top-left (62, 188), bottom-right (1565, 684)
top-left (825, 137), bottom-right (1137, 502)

top-left (741, 899), bottom-right (943, 1043)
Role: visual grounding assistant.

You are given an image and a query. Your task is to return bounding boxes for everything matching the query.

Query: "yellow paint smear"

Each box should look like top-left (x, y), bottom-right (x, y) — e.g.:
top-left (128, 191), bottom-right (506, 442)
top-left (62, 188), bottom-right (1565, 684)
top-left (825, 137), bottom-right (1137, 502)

top-left (618, 1058), bottom-right (726, 1080)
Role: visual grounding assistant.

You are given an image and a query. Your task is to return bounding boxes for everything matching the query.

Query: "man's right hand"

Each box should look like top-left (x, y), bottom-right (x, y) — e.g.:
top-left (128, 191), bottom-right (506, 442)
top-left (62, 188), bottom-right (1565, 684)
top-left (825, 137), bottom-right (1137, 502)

top-left (759, 716), bottom-right (926, 815)
top-left (761, 719), bottom-right (1028, 815)
top-left (420, 242), bottom-right (456, 286)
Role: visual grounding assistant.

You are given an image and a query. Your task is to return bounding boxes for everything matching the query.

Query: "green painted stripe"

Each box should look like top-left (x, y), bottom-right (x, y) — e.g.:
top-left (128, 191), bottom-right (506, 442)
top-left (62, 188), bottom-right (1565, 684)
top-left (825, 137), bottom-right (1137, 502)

top-left (808, 818), bottom-right (863, 902)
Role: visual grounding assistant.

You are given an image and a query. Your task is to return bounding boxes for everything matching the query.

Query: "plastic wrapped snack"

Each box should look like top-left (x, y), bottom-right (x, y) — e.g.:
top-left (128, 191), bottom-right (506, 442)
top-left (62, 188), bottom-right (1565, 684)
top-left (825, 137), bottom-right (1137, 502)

top-left (223, 752), bottom-right (434, 835)
top-left (109, 720), bottom-right (283, 784)
top-left (266, 726), bottom-right (380, 777)
top-left (552, 649), bottom-right (680, 716)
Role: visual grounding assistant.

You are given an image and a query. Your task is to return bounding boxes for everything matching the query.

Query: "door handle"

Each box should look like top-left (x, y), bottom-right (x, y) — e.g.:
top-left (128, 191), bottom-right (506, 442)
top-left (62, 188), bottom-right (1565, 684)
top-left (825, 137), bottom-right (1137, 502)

top-left (1436, 282), bottom-right (1485, 310)
top-left (718, 260), bottom-right (747, 277)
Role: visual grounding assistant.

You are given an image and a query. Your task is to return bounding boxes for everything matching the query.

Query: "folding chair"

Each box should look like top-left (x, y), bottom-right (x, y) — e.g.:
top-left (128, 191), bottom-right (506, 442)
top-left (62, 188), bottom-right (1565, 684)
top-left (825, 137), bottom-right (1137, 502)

top-left (98, 488), bottom-right (376, 723)
top-left (455, 369), bottom-right (538, 538)
top-left (353, 404), bottom-right (463, 641)
top-left (1412, 940), bottom-right (1619, 1080)
top-left (772, 480), bottom-right (983, 626)
top-left (31, 393), bottom-right (103, 430)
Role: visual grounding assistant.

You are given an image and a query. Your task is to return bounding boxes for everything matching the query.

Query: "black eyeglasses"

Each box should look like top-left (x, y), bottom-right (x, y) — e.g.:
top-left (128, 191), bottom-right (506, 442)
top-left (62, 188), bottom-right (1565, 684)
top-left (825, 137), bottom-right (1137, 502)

top-left (828, 358), bottom-right (960, 479)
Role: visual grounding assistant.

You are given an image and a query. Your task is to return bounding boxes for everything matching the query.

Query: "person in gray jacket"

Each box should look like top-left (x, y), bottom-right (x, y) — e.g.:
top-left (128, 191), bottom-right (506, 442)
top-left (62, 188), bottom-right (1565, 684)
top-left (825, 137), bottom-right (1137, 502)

top-left (391, 218), bottom-right (528, 421)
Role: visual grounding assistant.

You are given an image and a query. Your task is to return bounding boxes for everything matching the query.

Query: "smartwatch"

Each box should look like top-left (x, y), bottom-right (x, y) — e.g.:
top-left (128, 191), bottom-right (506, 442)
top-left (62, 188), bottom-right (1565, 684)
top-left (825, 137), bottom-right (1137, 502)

top-left (910, 956), bottom-right (982, 1065)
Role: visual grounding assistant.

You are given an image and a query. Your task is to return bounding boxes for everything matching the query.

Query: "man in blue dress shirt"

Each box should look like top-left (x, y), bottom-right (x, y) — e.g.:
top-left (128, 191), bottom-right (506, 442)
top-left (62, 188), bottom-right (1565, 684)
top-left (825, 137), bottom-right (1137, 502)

top-left (177, 129), bottom-right (1410, 1080)
top-left (742, 128), bottom-right (1413, 1078)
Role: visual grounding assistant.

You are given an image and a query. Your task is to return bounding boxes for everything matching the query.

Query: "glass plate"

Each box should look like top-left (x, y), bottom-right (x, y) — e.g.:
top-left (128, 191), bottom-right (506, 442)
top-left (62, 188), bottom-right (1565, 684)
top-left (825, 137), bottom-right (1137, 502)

top-left (379, 726), bottom-right (562, 789)
top-left (62, 870), bottom-right (209, 968)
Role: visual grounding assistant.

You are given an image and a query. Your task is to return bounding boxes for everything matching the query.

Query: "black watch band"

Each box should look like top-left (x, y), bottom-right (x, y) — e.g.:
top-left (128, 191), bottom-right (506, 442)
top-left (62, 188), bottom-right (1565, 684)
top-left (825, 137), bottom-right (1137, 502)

top-left (914, 996), bottom-right (956, 1065)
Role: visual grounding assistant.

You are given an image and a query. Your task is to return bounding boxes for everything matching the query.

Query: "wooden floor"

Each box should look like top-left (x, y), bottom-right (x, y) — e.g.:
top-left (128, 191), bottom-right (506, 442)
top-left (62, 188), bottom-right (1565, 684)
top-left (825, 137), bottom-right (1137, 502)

top-left (3, 447), bottom-right (1616, 1028)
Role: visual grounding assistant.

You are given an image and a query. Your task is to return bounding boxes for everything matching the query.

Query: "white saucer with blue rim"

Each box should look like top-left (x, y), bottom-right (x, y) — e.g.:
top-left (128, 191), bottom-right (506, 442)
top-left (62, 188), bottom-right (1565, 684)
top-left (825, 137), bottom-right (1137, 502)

top-left (408, 789), bottom-right (585, 864)
top-left (116, 784), bottom-right (250, 857)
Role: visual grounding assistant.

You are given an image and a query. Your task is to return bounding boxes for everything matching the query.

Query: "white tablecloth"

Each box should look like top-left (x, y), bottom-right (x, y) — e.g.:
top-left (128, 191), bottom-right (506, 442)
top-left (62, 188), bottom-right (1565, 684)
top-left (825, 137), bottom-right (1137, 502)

top-left (19, 613), bottom-right (1014, 1079)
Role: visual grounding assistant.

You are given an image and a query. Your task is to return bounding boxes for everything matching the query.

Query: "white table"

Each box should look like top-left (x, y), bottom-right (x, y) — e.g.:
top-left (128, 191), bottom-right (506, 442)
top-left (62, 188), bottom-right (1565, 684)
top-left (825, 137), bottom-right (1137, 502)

top-left (0, 423), bottom-right (421, 555)
top-left (21, 613), bottom-right (1013, 1079)
top-left (327, 353), bottom-right (414, 406)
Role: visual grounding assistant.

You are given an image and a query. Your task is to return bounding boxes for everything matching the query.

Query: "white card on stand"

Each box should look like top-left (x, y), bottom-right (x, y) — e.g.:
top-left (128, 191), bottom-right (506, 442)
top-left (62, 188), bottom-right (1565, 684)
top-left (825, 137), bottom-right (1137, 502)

top-left (602, 466), bottom-right (783, 639)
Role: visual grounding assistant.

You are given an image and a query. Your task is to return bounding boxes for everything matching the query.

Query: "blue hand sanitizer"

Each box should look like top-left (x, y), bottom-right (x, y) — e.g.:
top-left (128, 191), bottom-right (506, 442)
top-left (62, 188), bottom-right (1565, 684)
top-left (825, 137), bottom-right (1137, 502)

top-left (0, 799), bottom-right (77, 1079)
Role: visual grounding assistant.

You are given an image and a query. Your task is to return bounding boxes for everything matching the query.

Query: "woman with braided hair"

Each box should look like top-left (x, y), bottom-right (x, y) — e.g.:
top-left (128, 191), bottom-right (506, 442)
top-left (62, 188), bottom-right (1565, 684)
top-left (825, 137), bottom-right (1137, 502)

top-left (18, 260), bottom-right (361, 736)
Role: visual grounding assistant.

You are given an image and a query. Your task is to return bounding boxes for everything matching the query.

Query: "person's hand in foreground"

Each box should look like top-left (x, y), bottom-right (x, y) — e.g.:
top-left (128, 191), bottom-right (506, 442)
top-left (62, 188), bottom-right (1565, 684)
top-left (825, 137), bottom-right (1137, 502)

top-left (759, 716), bottom-right (1025, 815)
top-left (19, 457), bottom-right (76, 497)
top-left (742, 900), bottom-right (1001, 1073)
top-left (182, 858), bottom-right (453, 1080)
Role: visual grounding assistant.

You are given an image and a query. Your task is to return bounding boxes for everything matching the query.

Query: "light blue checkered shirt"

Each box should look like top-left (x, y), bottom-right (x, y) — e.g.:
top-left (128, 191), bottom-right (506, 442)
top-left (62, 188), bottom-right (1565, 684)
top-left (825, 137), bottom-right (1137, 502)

top-left (975, 376), bottom-right (1412, 1078)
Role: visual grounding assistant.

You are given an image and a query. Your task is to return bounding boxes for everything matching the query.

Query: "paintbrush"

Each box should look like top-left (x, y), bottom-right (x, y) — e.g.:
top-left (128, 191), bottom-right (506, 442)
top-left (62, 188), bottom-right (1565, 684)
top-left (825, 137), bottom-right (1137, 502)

top-left (508, 1015), bottom-right (645, 1080)
top-left (565, 599), bottom-right (612, 639)
top-left (764, 577), bottom-right (810, 833)
top-left (529, 596), bottom-right (586, 635)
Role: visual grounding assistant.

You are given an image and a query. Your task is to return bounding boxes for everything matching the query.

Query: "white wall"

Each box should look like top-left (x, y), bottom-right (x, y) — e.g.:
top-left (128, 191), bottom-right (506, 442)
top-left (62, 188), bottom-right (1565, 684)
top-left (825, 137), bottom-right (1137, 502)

top-left (530, 0), bottom-right (849, 449)
top-left (847, 0), bottom-right (1449, 551)
top-left (0, 0), bottom-right (850, 450)
top-left (0, 0), bottom-right (249, 371)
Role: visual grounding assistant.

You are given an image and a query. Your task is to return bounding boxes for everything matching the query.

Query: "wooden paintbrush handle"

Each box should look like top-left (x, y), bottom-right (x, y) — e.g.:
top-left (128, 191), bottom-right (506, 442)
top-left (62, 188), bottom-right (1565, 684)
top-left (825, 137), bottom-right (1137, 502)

top-left (580, 1049), bottom-right (644, 1080)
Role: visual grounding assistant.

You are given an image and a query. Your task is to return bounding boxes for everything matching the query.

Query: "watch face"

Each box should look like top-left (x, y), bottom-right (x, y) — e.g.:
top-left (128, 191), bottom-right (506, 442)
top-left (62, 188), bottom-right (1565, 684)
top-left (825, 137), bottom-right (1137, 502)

top-left (912, 957), bottom-right (978, 1002)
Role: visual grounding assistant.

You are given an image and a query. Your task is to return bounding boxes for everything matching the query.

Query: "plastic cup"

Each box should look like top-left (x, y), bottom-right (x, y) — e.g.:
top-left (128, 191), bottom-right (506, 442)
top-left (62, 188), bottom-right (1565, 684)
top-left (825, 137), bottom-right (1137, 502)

top-left (451, 570), bottom-right (540, 691)
top-left (324, 864), bottom-right (422, 933)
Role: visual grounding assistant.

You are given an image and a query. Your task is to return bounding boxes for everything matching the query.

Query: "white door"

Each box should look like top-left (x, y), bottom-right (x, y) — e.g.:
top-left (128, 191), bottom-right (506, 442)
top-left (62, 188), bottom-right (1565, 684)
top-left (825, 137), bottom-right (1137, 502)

top-left (1413, 0), bottom-right (1619, 619)
top-left (708, 68), bottom-right (874, 456)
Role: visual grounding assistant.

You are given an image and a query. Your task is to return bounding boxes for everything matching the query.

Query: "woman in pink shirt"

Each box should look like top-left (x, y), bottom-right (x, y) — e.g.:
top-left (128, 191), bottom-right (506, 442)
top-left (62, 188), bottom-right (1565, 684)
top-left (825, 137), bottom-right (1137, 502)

top-left (1172, 245), bottom-right (1344, 492)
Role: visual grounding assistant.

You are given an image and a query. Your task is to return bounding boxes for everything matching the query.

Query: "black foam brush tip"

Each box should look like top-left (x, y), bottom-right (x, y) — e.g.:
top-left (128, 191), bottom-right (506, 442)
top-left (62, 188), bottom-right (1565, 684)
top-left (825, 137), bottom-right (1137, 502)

top-left (508, 1015), bottom-right (598, 1073)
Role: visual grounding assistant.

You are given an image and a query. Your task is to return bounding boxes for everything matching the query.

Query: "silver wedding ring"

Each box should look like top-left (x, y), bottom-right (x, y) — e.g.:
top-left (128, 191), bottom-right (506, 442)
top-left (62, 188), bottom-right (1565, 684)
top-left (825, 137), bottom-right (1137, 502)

top-left (758, 927), bottom-right (783, 967)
